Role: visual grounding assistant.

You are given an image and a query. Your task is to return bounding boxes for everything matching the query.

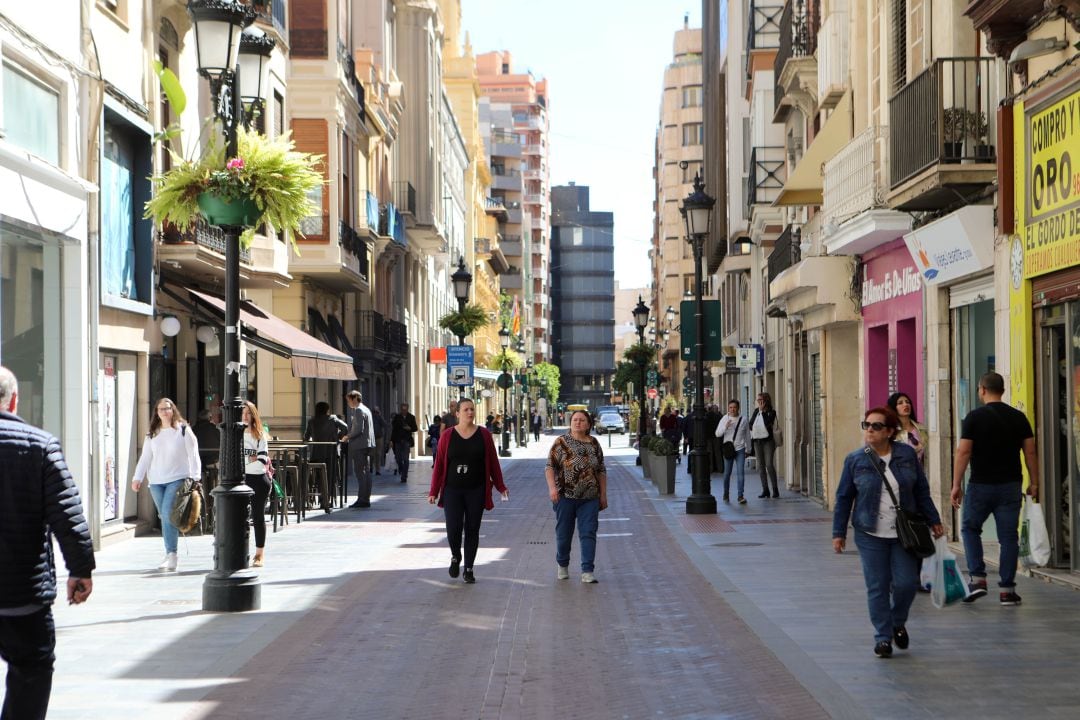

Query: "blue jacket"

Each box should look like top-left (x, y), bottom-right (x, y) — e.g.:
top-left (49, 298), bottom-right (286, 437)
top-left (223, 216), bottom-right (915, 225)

top-left (0, 411), bottom-right (95, 607)
top-left (832, 441), bottom-right (941, 539)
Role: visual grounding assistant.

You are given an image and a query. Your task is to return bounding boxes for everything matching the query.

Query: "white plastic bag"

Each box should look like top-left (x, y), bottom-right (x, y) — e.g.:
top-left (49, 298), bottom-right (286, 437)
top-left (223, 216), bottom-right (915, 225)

top-left (1020, 498), bottom-right (1051, 567)
top-left (920, 551), bottom-right (938, 591)
top-left (931, 536), bottom-right (971, 609)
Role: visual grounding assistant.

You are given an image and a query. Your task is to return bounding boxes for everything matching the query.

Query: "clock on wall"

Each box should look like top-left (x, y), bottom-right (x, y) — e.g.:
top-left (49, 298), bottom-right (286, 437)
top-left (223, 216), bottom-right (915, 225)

top-left (1010, 237), bottom-right (1024, 290)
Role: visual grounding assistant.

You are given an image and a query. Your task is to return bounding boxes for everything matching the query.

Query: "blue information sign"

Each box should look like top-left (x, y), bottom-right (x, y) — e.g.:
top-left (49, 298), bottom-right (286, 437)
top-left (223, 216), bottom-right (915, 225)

top-left (446, 345), bottom-right (475, 387)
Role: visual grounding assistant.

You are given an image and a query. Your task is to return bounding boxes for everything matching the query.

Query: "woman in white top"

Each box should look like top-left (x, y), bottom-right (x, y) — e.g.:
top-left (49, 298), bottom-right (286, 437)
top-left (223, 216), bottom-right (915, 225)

top-left (714, 399), bottom-right (751, 504)
top-left (242, 401), bottom-right (271, 567)
top-left (131, 398), bottom-right (201, 571)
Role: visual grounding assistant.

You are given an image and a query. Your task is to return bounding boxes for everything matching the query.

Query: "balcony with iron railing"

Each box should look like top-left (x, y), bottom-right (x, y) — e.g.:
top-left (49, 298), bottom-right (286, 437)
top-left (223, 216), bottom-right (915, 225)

top-left (363, 191), bottom-right (380, 233)
top-left (250, 0), bottom-right (287, 41)
top-left (888, 57), bottom-right (1001, 210)
top-left (339, 220), bottom-right (370, 283)
top-left (159, 219), bottom-right (252, 265)
top-left (380, 203), bottom-right (405, 246)
top-left (745, 0), bottom-right (784, 81)
top-left (485, 197), bottom-right (508, 219)
top-left (823, 125), bottom-right (889, 228)
top-left (773, 0), bottom-right (819, 122)
top-left (745, 146), bottom-right (786, 217)
top-left (768, 225), bottom-right (801, 283)
top-left (393, 180), bottom-right (416, 216)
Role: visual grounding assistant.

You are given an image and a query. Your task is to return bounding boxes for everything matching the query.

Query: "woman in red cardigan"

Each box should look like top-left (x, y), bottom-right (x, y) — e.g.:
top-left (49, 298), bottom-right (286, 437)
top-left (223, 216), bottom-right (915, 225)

top-left (429, 398), bottom-right (509, 583)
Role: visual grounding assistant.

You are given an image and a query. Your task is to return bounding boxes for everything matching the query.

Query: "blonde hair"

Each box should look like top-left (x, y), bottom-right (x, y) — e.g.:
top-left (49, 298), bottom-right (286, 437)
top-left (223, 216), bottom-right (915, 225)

top-left (243, 401), bottom-right (264, 440)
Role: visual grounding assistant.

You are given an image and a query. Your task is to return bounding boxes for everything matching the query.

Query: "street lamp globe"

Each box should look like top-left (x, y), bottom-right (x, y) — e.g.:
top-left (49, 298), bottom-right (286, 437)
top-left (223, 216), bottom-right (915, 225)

top-left (187, 0), bottom-right (254, 80)
top-left (238, 26), bottom-right (276, 111)
top-left (632, 296), bottom-right (650, 332)
top-left (499, 326), bottom-right (511, 350)
top-left (451, 255), bottom-right (472, 309)
top-left (679, 173), bottom-right (716, 239)
top-left (665, 305), bottom-right (676, 326)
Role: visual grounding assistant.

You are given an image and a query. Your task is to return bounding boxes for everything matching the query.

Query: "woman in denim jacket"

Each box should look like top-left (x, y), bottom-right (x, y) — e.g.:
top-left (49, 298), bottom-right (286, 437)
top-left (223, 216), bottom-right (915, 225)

top-left (832, 406), bottom-right (944, 659)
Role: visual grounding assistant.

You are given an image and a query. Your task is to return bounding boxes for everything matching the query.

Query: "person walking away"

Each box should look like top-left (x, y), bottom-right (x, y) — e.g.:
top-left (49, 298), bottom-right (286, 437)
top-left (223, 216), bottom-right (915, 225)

top-left (659, 408), bottom-right (678, 463)
top-left (950, 372), bottom-right (1038, 605)
top-left (371, 407), bottom-right (386, 475)
top-left (888, 392), bottom-right (926, 467)
top-left (715, 400), bottom-right (751, 504)
top-left (192, 408), bottom-right (220, 483)
top-left (833, 406), bottom-right (944, 658)
top-left (429, 398), bottom-right (508, 583)
top-left (531, 409), bottom-right (542, 442)
top-left (344, 390), bottom-right (375, 509)
top-left (0, 366), bottom-right (95, 720)
top-left (131, 397), bottom-right (201, 571)
top-left (427, 414), bottom-right (442, 467)
top-left (749, 392), bottom-right (781, 498)
top-left (705, 404), bottom-right (723, 474)
top-left (441, 400), bottom-right (459, 435)
top-left (390, 403), bottom-right (418, 483)
top-left (305, 402), bottom-right (348, 510)
top-left (241, 402), bottom-right (271, 566)
top-left (546, 410), bottom-right (609, 583)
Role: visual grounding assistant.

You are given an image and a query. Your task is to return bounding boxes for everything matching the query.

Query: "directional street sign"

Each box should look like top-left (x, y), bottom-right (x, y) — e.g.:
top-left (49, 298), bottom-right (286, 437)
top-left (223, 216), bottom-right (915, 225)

top-left (496, 372), bottom-right (513, 389)
top-left (446, 345), bottom-right (475, 387)
top-left (647, 369), bottom-right (659, 386)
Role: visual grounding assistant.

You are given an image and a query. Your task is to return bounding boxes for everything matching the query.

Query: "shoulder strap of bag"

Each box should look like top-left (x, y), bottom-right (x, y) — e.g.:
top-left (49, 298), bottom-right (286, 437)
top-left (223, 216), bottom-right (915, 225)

top-left (732, 416), bottom-right (742, 439)
top-left (863, 446), bottom-right (901, 509)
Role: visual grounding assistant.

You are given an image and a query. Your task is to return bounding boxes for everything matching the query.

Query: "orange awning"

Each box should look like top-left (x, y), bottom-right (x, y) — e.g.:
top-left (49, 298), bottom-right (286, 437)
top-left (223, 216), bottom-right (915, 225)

top-left (187, 289), bottom-right (356, 381)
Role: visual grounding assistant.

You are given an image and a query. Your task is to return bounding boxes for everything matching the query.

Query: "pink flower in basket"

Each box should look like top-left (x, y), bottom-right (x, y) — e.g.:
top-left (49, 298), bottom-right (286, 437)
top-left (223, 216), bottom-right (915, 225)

top-left (226, 157), bottom-right (245, 171)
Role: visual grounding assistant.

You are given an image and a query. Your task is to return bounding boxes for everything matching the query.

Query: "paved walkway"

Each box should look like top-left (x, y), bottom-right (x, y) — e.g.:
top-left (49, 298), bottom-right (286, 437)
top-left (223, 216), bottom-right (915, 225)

top-left (25, 432), bottom-right (1080, 719)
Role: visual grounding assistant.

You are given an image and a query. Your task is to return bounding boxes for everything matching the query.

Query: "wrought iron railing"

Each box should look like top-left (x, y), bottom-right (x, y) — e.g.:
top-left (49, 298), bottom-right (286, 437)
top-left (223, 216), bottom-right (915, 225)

top-left (745, 146), bottom-right (786, 217)
top-left (888, 57), bottom-right (1000, 188)
top-left (338, 220), bottom-right (369, 281)
top-left (774, 0), bottom-right (819, 114)
top-left (745, 0), bottom-right (783, 79)
top-left (393, 180), bottom-right (416, 215)
top-left (387, 319), bottom-right (408, 355)
top-left (162, 219), bottom-right (251, 264)
top-left (768, 225), bottom-right (801, 283)
top-left (355, 310), bottom-right (388, 352)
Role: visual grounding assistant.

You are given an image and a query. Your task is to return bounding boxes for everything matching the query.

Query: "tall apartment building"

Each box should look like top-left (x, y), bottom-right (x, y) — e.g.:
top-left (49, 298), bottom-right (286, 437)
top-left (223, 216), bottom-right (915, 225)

top-left (550, 184), bottom-right (615, 411)
top-left (476, 51), bottom-right (551, 364)
top-left (651, 17), bottom-right (704, 403)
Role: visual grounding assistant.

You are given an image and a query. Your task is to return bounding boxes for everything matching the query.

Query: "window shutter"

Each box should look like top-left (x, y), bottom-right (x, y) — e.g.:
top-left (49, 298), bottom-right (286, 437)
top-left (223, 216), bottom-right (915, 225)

top-left (891, 0), bottom-right (907, 93)
top-left (291, 118), bottom-right (329, 241)
top-left (289, 0), bottom-right (327, 58)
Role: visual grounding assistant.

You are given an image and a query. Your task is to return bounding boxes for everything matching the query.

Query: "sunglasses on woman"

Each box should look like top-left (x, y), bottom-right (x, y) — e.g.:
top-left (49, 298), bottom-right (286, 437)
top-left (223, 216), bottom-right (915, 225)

top-left (860, 421), bottom-right (889, 431)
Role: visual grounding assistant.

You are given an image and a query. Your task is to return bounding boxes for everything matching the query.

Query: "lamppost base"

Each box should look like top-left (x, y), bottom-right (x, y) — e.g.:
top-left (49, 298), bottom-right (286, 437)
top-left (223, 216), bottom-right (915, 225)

top-left (685, 494), bottom-right (717, 515)
top-left (499, 448), bottom-right (512, 458)
top-left (202, 572), bottom-right (261, 612)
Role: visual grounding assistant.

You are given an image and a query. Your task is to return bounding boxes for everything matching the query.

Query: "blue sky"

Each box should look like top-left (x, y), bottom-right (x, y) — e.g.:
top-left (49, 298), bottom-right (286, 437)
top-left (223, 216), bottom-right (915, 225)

top-left (461, 1), bottom-right (703, 289)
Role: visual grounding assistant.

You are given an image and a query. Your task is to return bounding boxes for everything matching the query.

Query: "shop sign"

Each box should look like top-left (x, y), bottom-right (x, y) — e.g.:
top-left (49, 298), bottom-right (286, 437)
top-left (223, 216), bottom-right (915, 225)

top-left (1020, 88), bottom-right (1080, 279)
top-left (861, 265), bottom-right (921, 307)
top-left (903, 206), bottom-right (994, 285)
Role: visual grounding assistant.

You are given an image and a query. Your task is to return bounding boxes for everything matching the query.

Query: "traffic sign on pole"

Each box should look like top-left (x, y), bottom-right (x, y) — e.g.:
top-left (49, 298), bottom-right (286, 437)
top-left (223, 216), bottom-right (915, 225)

top-left (647, 388), bottom-right (658, 400)
top-left (446, 345), bottom-right (475, 387)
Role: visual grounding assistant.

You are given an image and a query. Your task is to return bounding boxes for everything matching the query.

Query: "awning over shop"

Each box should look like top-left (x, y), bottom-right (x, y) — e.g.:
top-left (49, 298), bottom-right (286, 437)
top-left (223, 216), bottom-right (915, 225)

top-left (774, 91), bottom-right (852, 207)
top-left (188, 289), bottom-right (356, 380)
top-left (474, 367), bottom-right (501, 381)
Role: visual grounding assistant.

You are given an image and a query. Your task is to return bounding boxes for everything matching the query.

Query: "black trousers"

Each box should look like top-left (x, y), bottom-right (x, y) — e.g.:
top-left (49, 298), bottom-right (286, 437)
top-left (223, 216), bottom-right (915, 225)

top-left (247, 473), bottom-right (271, 549)
top-left (442, 485), bottom-right (486, 569)
top-left (0, 606), bottom-right (55, 720)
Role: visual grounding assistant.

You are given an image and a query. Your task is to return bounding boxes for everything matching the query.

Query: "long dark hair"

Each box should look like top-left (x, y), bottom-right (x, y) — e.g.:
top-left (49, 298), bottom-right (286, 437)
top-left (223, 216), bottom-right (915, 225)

top-left (149, 398), bottom-right (187, 437)
top-left (886, 392), bottom-right (919, 424)
top-left (757, 391), bottom-right (774, 413)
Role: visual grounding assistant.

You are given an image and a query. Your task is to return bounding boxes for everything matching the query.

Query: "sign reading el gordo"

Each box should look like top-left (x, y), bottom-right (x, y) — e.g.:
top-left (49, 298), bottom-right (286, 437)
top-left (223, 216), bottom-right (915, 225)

top-left (1022, 90), bottom-right (1080, 277)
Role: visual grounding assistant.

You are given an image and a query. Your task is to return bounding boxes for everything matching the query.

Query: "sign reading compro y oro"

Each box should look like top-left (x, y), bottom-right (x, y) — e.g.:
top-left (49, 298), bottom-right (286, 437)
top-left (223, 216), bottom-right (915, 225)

top-left (1020, 88), bottom-right (1080, 279)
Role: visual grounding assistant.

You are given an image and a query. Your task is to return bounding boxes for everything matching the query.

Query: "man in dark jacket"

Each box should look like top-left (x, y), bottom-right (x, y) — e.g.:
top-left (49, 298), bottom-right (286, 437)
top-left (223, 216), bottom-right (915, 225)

top-left (390, 403), bottom-right (418, 483)
top-left (304, 402), bottom-right (348, 511)
top-left (0, 365), bottom-right (95, 720)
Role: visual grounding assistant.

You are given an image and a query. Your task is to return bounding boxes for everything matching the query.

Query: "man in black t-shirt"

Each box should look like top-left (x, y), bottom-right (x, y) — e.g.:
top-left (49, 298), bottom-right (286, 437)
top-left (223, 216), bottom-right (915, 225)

top-left (950, 372), bottom-right (1039, 606)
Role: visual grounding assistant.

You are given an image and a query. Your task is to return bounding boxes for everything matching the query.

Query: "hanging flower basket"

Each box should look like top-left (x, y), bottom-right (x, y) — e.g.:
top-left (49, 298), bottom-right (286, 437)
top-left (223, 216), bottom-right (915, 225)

top-left (196, 192), bottom-right (262, 227)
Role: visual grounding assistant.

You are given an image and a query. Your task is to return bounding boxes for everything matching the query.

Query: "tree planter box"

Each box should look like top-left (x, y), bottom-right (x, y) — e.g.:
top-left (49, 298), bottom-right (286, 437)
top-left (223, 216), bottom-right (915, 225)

top-left (641, 447), bottom-right (652, 480)
top-left (646, 452), bottom-right (676, 495)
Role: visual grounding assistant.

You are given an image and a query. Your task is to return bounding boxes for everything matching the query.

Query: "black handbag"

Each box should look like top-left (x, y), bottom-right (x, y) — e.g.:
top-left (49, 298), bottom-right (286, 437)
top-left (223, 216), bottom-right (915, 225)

top-left (721, 417), bottom-right (742, 460)
top-left (864, 448), bottom-right (935, 558)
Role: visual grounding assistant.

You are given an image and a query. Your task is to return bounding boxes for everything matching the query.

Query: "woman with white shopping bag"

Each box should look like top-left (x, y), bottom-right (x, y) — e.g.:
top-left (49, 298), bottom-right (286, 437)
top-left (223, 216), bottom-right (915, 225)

top-left (832, 406), bottom-right (945, 659)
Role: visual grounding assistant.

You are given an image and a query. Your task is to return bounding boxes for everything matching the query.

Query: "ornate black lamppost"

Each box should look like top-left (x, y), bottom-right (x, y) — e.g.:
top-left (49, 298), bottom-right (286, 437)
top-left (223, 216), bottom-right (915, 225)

top-left (680, 174), bottom-right (717, 515)
top-left (632, 295), bottom-right (650, 465)
top-left (451, 255), bottom-right (472, 345)
top-left (498, 326), bottom-right (512, 457)
top-left (187, 0), bottom-right (274, 611)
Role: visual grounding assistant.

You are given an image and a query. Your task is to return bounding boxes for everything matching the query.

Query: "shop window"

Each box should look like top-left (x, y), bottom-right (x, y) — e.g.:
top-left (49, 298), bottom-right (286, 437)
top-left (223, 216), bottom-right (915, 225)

top-left (102, 110), bottom-right (153, 307)
top-left (2, 61), bottom-right (60, 166)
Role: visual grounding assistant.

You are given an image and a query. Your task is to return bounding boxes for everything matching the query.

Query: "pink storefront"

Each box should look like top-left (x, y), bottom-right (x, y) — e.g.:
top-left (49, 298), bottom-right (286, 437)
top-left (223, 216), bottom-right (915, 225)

top-left (861, 239), bottom-right (925, 410)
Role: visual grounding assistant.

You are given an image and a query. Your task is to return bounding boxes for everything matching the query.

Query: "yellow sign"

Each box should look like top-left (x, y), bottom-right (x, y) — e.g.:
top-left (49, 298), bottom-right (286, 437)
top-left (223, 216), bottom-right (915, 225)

top-left (1021, 89), bottom-right (1080, 278)
top-left (1011, 100), bottom-right (1035, 420)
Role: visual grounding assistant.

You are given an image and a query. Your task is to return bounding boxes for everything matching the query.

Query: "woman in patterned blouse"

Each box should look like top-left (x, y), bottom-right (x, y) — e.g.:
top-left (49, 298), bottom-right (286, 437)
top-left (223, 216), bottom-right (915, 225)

top-left (545, 410), bottom-right (609, 583)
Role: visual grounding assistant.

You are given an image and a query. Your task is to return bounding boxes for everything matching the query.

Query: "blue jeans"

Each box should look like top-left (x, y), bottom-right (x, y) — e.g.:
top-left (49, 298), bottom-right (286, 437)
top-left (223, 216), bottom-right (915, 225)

top-left (554, 497), bottom-right (600, 573)
top-left (149, 478), bottom-right (184, 553)
top-left (722, 448), bottom-right (746, 498)
top-left (961, 481), bottom-right (1022, 588)
top-left (853, 530), bottom-right (920, 644)
top-left (0, 607), bottom-right (55, 720)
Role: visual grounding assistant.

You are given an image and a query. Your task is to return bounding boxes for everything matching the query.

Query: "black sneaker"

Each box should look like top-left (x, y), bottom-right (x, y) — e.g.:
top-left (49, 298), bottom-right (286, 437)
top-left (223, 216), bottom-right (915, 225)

top-left (963, 579), bottom-right (988, 603)
top-left (874, 641), bottom-right (893, 658)
top-left (463, 569), bottom-right (475, 584)
top-left (757, 492), bottom-right (770, 499)
top-left (1000, 590), bottom-right (1022, 606)
top-left (738, 496), bottom-right (747, 505)
top-left (722, 494), bottom-right (730, 502)
top-left (893, 626), bottom-right (909, 650)
top-left (448, 557), bottom-right (461, 578)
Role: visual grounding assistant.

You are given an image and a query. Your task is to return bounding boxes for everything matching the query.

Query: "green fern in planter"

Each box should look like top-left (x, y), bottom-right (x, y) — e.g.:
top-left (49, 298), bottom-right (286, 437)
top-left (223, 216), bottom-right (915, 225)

top-left (490, 349), bottom-right (523, 371)
top-left (145, 126), bottom-right (323, 252)
top-left (439, 304), bottom-right (490, 339)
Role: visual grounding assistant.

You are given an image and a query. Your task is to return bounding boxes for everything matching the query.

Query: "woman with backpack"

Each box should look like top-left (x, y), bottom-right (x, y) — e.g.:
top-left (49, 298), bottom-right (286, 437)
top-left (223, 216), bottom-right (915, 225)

top-left (131, 398), bottom-right (201, 572)
top-left (242, 401), bottom-right (271, 567)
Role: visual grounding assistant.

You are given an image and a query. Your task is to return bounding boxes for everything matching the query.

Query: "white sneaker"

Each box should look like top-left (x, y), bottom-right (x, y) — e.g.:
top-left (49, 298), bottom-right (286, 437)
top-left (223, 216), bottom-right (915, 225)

top-left (158, 552), bottom-right (178, 572)
top-left (557, 566), bottom-right (569, 580)
top-left (581, 572), bottom-right (597, 584)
